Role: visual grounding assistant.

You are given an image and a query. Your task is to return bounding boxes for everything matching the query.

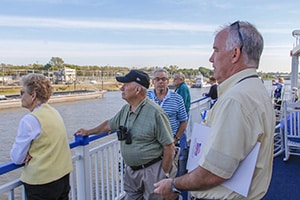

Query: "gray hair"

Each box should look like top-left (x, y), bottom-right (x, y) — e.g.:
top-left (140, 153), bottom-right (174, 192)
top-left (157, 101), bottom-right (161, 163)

top-left (21, 73), bottom-right (53, 103)
top-left (225, 21), bottom-right (264, 68)
top-left (152, 68), bottom-right (169, 78)
top-left (173, 72), bottom-right (185, 81)
top-left (133, 82), bottom-right (148, 93)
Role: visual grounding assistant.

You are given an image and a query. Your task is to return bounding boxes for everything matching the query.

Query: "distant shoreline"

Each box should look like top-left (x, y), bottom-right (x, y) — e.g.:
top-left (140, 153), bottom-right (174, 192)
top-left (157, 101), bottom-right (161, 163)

top-left (0, 90), bottom-right (106, 110)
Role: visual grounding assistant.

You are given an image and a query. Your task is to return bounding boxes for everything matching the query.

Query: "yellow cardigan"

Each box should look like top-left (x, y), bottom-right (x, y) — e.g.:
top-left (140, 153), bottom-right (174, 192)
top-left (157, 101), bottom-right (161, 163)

top-left (21, 104), bottom-right (72, 184)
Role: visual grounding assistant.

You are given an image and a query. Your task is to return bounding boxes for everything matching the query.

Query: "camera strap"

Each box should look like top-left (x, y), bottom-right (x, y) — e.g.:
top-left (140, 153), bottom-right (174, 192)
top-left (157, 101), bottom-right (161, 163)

top-left (237, 74), bottom-right (259, 84)
top-left (122, 104), bottom-right (145, 130)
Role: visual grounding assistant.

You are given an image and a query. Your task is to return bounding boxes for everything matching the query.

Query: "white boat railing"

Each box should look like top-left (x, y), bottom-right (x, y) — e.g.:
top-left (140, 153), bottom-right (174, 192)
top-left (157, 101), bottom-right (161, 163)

top-left (186, 97), bottom-right (212, 142)
top-left (0, 97), bottom-right (211, 200)
top-left (0, 133), bottom-right (125, 200)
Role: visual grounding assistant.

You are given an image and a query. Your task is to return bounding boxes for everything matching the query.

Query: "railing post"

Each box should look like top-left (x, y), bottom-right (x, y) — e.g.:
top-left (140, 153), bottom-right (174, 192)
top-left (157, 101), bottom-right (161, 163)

top-left (74, 135), bottom-right (91, 200)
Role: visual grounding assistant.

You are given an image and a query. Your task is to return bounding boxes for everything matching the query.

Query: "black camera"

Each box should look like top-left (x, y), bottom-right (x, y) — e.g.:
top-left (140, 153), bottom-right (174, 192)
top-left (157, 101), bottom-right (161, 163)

top-left (117, 126), bottom-right (132, 144)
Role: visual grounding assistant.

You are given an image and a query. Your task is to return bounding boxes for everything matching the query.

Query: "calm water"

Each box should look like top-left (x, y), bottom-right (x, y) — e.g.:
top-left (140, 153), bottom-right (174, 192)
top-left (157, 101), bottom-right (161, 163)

top-left (0, 88), bottom-right (207, 164)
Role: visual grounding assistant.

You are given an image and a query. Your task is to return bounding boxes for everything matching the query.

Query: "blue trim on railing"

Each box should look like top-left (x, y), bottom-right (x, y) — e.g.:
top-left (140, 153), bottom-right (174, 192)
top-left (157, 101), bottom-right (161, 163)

top-left (191, 96), bottom-right (209, 104)
top-left (0, 162), bottom-right (24, 176)
top-left (0, 131), bottom-right (116, 176)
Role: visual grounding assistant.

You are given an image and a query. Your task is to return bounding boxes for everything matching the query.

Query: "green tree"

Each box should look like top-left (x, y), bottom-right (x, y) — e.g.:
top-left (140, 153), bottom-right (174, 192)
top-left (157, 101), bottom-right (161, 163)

top-left (49, 57), bottom-right (64, 68)
top-left (199, 67), bottom-right (213, 77)
top-left (44, 63), bottom-right (52, 71)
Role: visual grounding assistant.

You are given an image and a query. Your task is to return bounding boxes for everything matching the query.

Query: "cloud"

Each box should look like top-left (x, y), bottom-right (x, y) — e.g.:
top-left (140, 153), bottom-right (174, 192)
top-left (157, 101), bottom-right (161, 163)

top-left (0, 15), bottom-right (294, 36)
top-left (0, 15), bottom-right (216, 32)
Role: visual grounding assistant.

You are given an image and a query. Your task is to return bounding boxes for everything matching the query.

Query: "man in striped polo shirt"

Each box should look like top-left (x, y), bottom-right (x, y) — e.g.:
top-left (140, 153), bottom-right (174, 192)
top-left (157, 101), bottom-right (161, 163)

top-left (147, 68), bottom-right (188, 177)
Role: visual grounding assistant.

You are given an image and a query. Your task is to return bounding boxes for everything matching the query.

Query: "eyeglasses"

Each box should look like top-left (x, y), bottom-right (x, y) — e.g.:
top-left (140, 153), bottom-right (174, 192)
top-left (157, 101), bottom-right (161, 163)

top-left (231, 21), bottom-right (244, 50)
top-left (153, 77), bottom-right (168, 82)
top-left (20, 90), bottom-right (25, 96)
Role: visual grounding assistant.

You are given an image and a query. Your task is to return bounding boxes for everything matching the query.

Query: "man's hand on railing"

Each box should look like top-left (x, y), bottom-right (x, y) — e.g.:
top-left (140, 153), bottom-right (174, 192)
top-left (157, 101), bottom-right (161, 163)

top-left (74, 128), bottom-right (89, 136)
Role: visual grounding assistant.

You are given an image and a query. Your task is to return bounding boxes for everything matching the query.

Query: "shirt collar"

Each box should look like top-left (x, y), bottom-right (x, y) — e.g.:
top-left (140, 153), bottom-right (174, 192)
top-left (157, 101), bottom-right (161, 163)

top-left (218, 68), bottom-right (258, 97)
top-left (130, 97), bottom-right (147, 114)
top-left (152, 88), bottom-right (171, 100)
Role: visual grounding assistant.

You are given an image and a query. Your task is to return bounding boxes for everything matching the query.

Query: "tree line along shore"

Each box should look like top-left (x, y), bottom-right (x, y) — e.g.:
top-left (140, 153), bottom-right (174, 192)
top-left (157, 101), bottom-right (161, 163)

top-left (0, 79), bottom-right (122, 96)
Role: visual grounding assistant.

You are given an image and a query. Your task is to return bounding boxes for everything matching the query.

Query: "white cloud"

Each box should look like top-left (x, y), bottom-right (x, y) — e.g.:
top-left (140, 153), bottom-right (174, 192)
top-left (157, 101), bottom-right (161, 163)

top-left (0, 15), bottom-right (216, 32)
top-left (0, 15), bottom-right (294, 36)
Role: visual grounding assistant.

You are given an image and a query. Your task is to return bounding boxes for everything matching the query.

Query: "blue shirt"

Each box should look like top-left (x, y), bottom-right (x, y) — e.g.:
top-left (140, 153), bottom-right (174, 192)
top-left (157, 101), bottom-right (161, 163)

top-left (273, 83), bottom-right (284, 99)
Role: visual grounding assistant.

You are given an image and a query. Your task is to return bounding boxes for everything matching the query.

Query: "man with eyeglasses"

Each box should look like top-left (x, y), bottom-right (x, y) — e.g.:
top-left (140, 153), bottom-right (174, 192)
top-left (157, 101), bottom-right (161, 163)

top-left (154, 21), bottom-right (275, 200)
top-left (147, 68), bottom-right (188, 178)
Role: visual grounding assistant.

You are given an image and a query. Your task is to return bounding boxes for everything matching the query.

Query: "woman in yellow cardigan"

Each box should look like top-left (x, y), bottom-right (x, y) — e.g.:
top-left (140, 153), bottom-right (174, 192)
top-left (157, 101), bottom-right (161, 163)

top-left (10, 73), bottom-right (72, 200)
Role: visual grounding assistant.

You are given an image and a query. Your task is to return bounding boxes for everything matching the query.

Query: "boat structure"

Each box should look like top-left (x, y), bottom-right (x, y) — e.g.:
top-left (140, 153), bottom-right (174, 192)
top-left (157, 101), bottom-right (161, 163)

top-left (1, 30), bottom-right (300, 200)
top-left (191, 76), bottom-right (204, 88)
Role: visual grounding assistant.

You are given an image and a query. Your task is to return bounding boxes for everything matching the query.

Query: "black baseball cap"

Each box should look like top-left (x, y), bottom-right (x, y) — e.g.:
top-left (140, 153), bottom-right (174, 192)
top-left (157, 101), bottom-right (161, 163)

top-left (116, 70), bottom-right (150, 89)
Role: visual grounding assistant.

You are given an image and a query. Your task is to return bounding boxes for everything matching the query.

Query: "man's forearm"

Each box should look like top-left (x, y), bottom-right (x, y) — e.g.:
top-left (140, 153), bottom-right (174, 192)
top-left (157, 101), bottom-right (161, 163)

top-left (175, 121), bottom-right (187, 138)
top-left (174, 166), bottom-right (226, 191)
top-left (85, 120), bottom-right (111, 135)
top-left (162, 143), bottom-right (175, 173)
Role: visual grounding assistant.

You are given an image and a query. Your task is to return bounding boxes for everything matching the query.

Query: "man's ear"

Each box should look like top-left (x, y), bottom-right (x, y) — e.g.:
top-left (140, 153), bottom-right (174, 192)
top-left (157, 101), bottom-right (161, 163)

top-left (232, 47), bottom-right (242, 63)
top-left (136, 86), bottom-right (141, 93)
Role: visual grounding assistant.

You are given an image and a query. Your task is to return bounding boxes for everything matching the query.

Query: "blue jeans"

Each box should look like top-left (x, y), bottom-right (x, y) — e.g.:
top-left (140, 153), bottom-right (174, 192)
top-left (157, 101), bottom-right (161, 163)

top-left (177, 133), bottom-right (189, 200)
top-left (177, 133), bottom-right (188, 177)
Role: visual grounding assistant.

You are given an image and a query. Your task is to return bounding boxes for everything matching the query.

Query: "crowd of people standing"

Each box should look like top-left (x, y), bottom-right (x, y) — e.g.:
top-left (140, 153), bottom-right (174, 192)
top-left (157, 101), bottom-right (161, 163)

top-left (9, 20), bottom-right (276, 200)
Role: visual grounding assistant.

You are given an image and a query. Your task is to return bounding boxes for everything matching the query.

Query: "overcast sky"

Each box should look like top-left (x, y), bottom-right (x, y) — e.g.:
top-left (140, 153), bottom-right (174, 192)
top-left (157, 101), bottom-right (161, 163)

top-left (0, 0), bottom-right (299, 72)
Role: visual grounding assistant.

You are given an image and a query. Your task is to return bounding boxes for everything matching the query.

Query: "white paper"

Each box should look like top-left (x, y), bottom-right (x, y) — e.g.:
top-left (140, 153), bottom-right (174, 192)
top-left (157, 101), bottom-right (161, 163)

top-left (186, 123), bottom-right (261, 197)
top-left (186, 123), bottom-right (210, 171)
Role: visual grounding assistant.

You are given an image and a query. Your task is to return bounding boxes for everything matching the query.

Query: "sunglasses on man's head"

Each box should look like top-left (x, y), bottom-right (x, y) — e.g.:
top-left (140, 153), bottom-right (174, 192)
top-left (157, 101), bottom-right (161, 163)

top-left (20, 90), bottom-right (25, 96)
top-left (230, 20), bottom-right (244, 50)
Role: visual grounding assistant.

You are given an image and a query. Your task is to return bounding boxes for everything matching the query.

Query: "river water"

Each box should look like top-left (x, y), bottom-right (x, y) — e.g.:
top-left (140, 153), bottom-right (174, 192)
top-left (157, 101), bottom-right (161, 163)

top-left (0, 88), bottom-right (208, 164)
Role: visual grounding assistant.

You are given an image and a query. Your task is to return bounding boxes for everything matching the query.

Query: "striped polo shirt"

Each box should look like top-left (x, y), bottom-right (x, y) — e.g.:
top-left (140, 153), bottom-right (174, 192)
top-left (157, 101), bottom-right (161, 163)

top-left (147, 89), bottom-right (188, 135)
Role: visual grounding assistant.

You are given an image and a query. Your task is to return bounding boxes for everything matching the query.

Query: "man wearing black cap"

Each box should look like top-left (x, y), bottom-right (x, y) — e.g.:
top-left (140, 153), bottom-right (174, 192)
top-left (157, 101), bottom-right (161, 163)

top-left (75, 69), bottom-right (177, 200)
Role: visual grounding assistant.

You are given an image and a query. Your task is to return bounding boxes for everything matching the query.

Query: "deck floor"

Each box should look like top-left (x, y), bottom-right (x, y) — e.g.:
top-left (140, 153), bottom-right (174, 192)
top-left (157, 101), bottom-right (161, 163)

top-left (262, 154), bottom-right (300, 200)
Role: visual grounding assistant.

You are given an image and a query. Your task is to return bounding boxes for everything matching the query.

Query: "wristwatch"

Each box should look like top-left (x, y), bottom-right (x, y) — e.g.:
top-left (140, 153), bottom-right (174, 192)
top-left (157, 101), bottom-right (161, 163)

top-left (171, 179), bottom-right (182, 194)
top-left (174, 135), bottom-right (180, 141)
top-left (165, 173), bottom-right (170, 178)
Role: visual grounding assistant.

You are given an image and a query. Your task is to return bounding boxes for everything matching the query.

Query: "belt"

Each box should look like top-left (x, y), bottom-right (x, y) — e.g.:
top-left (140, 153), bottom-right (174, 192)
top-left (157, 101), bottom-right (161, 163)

top-left (130, 157), bottom-right (161, 171)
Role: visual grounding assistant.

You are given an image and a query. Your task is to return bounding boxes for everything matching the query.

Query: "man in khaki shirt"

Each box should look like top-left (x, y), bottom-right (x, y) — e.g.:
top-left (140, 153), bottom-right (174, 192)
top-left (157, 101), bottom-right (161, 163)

top-left (154, 21), bottom-right (275, 200)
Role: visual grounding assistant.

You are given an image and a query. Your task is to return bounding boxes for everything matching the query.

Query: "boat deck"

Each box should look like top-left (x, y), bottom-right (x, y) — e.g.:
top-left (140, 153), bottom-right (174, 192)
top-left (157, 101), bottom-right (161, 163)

top-left (262, 154), bottom-right (300, 200)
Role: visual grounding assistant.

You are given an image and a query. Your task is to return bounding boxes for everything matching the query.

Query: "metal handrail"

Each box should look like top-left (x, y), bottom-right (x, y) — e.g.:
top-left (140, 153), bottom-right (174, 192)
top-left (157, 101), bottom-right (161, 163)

top-left (0, 132), bottom-right (125, 200)
top-left (0, 133), bottom-right (111, 175)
